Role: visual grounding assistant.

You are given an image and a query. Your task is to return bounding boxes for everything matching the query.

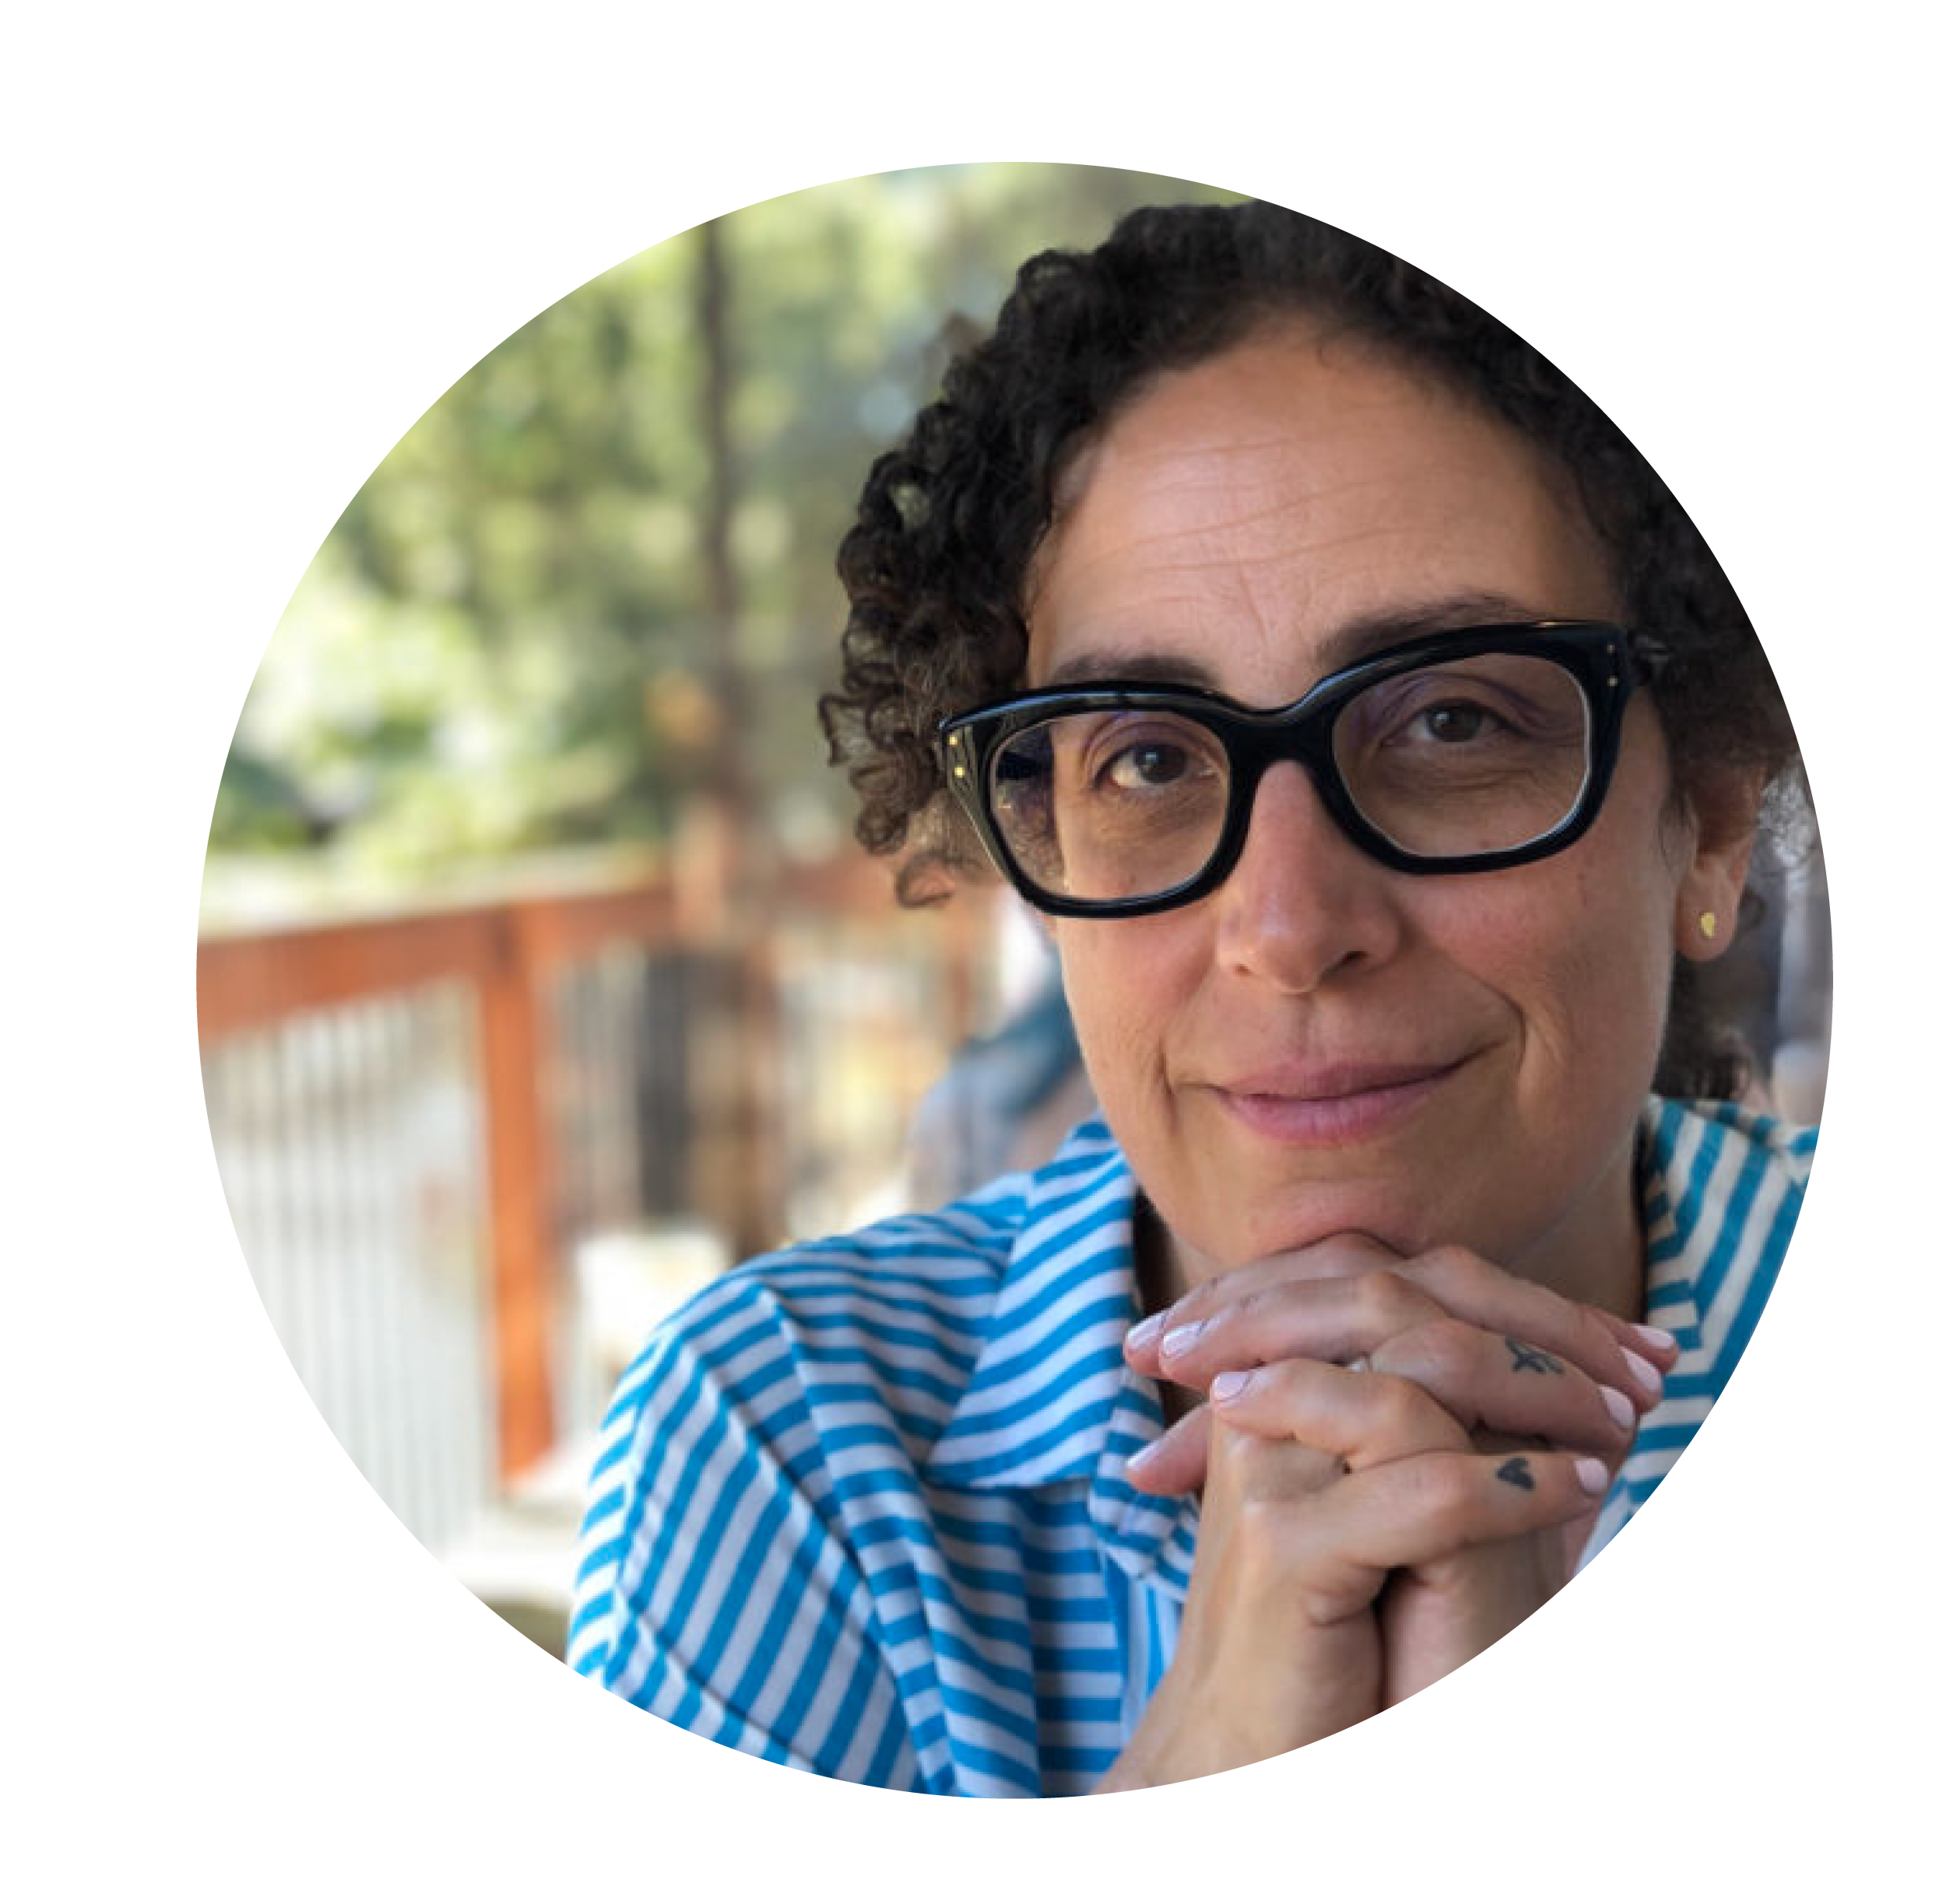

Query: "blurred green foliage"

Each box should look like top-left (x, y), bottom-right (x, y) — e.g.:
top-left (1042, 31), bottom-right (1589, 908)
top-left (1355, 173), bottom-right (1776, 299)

top-left (209, 163), bottom-right (1244, 895)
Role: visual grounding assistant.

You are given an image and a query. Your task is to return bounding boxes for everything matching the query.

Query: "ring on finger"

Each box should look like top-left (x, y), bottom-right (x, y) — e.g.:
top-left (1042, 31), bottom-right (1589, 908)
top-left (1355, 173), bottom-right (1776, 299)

top-left (1326, 1359), bottom-right (1373, 1473)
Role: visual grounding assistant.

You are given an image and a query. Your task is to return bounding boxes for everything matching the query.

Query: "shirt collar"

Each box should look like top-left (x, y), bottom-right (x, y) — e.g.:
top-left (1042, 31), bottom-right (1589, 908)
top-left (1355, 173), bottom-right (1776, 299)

top-left (1578, 1095), bottom-right (1814, 1568)
top-left (925, 1117), bottom-right (1197, 1585)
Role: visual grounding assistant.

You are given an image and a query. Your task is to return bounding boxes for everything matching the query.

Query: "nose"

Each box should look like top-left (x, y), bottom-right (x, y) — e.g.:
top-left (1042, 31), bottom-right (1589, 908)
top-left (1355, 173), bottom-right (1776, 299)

top-left (1210, 761), bottom-right (1404, 991)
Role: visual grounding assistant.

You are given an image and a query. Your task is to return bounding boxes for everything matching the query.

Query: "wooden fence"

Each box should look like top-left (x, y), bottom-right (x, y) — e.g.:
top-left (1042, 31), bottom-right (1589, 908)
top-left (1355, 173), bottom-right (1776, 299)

top-left (197, 857), bottom-right (988, 1549)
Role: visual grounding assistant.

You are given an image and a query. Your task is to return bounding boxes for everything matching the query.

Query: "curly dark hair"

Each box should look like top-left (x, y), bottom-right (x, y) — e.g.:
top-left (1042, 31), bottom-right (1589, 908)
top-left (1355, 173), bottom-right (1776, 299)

top-left (822, 200), bottom-right (1803, 1098)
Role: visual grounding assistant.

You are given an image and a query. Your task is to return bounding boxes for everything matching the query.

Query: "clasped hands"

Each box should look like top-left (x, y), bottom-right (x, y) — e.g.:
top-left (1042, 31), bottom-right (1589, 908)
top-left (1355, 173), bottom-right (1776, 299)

top-left (1098, 1232), bottom-right (1677, 1789)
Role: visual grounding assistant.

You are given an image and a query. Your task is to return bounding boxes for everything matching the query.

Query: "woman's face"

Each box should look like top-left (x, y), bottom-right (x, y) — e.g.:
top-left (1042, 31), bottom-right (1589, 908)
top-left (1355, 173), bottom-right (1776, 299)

top-left (1022, 325), bottom-right (1750, 1304)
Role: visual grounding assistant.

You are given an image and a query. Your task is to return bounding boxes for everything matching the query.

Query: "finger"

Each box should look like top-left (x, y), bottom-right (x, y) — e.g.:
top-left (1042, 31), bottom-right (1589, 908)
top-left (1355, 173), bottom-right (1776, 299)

top-left (1143, 1267), bottom-right (1643, 1441)
top-left (1123, 1231), bottom-right (1401, 1370)
top-left (1395, 1246), bottom-right (1670, 1411)
top-left (1273, 1448), bottom-right (1609, 1626)
top-left (1131, 1239), bottom-right (1666, 1416)
top-left (1125, 1404), bottom-right (1213, 1495)
top-left (1139, 1267), bottom-right (1444, 1386)
top-left (1606, 1313), bottom-right (1681, 1369)
top-left (1205, 1355), bottom-right (1469, 1469)
top-left (1365, 1320), bottom-right (1638, 1455)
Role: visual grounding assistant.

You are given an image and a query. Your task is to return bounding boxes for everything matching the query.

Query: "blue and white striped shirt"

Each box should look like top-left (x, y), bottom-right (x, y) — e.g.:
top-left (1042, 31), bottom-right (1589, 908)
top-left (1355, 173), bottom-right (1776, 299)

top-left (569, 1098), bottom-right (1815, 1794)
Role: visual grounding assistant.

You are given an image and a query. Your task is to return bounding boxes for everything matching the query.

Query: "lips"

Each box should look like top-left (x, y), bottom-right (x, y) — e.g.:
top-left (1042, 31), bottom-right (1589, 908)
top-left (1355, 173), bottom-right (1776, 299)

top-left (1217, 1058), bottom-right (1464, 1101)
top-left (1204, 1055), bottom-right (1470, 1145)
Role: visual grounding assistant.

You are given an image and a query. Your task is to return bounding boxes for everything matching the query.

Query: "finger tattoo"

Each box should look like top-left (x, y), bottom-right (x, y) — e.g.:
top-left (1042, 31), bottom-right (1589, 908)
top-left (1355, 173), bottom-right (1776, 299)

top-left (1495, 1456), bottom-right (1536, 1492)
top-left (1505, 1337), bottom-right (1562, 1376)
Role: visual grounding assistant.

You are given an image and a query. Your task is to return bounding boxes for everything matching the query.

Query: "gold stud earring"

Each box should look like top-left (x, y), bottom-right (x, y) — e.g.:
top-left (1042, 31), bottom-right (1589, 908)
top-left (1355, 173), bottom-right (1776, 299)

top-left (1698, 911), bottom-right (1718, 940)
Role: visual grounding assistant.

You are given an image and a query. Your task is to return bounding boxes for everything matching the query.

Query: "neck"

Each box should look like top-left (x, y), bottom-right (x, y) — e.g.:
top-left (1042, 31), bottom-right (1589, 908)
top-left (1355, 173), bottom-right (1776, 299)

top-left (1507, 1133), bottom-right (1650, 1323)
top-left (1130, 1196), bottom-right (1189, 1318)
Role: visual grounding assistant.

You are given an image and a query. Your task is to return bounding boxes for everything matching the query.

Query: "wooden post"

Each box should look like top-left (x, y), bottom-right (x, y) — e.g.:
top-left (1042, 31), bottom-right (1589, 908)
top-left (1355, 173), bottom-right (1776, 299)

top-left (477, 911), bottom-right (557, 1479)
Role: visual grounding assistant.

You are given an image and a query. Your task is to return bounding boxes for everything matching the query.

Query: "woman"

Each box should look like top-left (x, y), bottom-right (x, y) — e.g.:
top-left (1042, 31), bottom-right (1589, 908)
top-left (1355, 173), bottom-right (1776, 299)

top-left (568, 201), bottom-right (1818, 1793)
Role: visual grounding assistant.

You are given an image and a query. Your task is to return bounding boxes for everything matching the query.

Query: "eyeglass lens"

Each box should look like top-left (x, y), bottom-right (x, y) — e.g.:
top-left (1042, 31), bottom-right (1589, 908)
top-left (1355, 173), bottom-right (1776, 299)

top-left (986, 652), bottom-right (1595, 901)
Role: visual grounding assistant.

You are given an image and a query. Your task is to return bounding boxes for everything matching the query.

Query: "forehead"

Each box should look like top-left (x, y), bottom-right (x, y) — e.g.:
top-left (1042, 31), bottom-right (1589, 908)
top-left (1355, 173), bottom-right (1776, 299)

top-left (1023, 326), bottom-right (1618, 697)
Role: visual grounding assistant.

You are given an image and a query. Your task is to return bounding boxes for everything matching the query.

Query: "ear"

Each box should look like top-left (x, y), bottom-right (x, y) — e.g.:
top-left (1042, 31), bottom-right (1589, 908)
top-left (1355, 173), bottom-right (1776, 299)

top-left (1673, 773), bottom-right (1762, 961)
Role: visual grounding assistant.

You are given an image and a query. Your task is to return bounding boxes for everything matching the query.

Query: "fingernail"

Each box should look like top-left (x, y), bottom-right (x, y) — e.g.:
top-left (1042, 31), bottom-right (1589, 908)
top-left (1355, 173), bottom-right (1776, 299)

top-left (1632, 1323), bottom-right (1678, 1355)
top-left (1574, 1456), bottom-right (1610, 1495)
top-left (1600, 1384), bottom-right (1636, 1431)
top-left (1620, 1346), bottom-right (1664, 1399)
top-left (1126, 1310), bottom-right (1165, 1351)
top-left (1160, 1319), bottom-right (1206, 1361)
top-left (1210, 1368), bottom-right (1252, 1402)
top-left (1125, 1435), bottom-right (1165, 1471)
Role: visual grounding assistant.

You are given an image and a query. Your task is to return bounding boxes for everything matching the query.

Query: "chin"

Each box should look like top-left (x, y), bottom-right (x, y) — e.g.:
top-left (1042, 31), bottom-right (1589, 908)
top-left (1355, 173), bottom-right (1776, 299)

top-left (1176, 1171), bottom-right (1452, 1272)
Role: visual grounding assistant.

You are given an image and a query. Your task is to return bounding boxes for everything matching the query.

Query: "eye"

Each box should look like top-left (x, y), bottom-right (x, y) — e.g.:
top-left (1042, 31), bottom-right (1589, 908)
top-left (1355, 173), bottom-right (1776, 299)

top-left (1417, 702), bottom-right (1496, 744)
top-left (1105, 740), bottom-right (1195, 789)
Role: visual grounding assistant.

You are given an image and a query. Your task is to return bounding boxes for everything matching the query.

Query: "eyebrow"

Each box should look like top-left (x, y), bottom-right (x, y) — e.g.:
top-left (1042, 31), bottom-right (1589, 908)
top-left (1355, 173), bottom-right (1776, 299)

top-left (1036, 591), bottom-right (1558, 691)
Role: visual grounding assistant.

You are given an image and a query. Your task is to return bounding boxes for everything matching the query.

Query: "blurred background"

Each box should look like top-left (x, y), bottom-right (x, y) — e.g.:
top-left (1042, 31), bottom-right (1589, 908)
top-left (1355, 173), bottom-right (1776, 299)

top-left (196, 163), bottom-right (1242, 1657)
top-left (196, 161), bottom-right (1829, 1664)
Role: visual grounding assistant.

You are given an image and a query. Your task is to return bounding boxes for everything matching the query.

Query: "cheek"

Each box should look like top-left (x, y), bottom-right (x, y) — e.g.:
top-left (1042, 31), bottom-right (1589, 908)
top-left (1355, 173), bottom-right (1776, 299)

top-left (1051, 916), bottom-right (1199, 1091)
top-left (1457, 828), bottom-right (1682, 1072)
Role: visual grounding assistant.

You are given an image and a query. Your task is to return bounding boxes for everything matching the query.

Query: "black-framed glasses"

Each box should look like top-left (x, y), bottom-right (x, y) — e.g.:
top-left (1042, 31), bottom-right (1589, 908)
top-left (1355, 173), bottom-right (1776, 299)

top-left (937, 621), bottom-right (1667, 919)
